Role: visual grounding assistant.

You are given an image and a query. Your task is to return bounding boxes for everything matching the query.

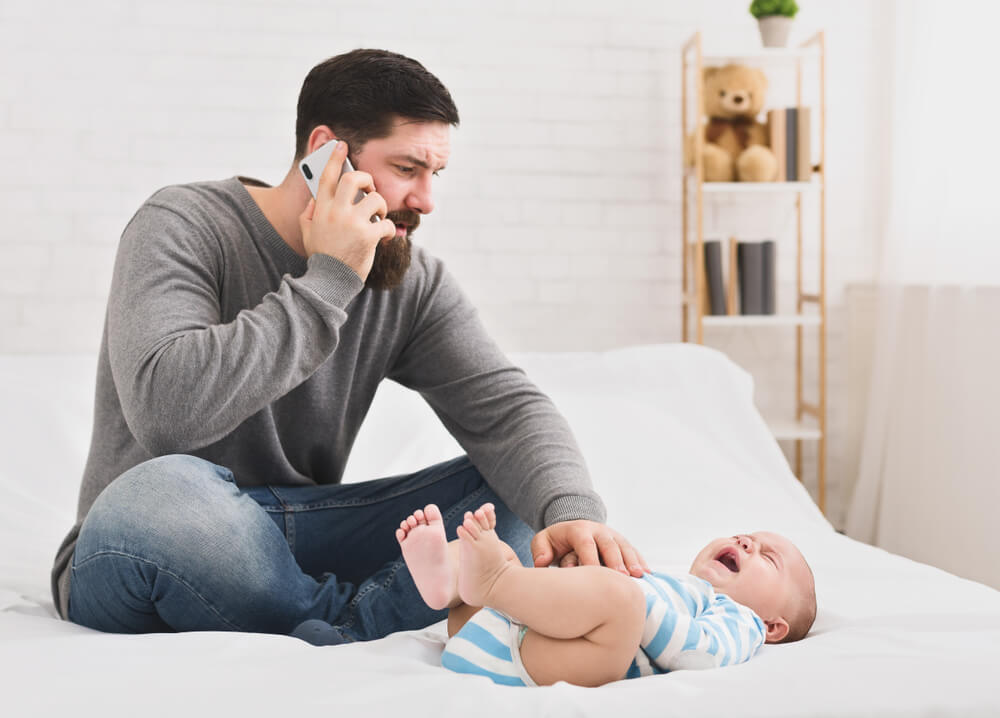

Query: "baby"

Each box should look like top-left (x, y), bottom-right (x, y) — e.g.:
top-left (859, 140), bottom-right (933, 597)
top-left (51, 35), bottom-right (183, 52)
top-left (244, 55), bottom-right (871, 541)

top-left (397, 503), bottom-right (816, 687)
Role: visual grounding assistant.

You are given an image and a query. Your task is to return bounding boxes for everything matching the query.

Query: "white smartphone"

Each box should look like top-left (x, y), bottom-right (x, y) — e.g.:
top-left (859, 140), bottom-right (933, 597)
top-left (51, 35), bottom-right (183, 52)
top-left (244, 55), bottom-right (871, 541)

top-left (298, 139), bottom-right (380, 221)
top-left (298, 140), bottom-right (355, 200)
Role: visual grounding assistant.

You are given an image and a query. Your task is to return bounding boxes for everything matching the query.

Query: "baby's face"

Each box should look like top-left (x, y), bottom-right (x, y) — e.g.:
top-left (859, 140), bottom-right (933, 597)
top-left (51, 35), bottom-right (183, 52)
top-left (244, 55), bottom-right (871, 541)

top-left (690, 532), bottom-right (810, 639)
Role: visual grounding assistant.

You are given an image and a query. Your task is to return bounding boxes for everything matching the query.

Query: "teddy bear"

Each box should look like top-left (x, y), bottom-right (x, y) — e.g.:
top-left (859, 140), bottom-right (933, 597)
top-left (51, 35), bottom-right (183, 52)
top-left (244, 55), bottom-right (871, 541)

top-left (695, 64), bottom-right (777, 182)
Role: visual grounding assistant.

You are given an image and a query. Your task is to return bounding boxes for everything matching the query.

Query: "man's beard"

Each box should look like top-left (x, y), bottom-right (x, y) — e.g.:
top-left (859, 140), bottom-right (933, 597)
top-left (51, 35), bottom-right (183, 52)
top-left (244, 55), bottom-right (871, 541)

top-left (365, 208), bottom-right (420, 290)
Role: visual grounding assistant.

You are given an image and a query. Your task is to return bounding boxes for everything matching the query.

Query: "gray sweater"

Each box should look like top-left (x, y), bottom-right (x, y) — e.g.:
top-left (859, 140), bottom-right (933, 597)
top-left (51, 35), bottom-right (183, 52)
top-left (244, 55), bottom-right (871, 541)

top-left (51, 177), bottom-right (604, 619)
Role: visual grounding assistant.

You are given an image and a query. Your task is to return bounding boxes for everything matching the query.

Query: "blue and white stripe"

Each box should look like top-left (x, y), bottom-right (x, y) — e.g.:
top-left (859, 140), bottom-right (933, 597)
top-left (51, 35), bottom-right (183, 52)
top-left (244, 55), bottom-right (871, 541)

top-left (441, 608), bottom-right (536, 687)
top-left (441, 573), bottom-right (765, 686)
top-left (630, 572), bottom-right (765, 676)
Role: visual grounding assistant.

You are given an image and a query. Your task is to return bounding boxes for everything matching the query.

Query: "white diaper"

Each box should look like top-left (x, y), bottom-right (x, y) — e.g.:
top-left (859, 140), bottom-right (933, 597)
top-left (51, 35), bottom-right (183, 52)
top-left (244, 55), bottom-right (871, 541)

top-left (440, 607), bottom-right (537, 687)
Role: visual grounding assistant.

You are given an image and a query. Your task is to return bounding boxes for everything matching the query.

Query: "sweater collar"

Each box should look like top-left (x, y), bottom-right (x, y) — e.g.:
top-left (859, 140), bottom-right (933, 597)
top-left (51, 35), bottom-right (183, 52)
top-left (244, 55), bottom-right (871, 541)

top-left (230, 176), bottom-right (308, 274)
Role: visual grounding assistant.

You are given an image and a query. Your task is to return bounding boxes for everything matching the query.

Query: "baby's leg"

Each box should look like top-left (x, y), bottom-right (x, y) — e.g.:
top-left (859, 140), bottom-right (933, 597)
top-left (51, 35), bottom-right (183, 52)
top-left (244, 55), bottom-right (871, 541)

top-left (396, 504), bottom-right (460, 610)
top-left (396, 503), bottom-right (520, 617)
top-left (457, 506), bottom-right (646, 687)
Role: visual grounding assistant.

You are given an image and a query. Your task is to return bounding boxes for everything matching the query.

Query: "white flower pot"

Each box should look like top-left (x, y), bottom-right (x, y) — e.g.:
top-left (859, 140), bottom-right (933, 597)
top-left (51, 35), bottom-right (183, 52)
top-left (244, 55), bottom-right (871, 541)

top-left (758, 16), bottom-right (793, 48)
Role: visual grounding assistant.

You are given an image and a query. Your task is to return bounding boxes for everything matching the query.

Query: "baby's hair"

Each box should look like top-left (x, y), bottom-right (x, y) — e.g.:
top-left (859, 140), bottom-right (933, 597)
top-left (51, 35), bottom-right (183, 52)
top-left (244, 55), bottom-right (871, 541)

top-left (781, 559), bottom-right (816, 643)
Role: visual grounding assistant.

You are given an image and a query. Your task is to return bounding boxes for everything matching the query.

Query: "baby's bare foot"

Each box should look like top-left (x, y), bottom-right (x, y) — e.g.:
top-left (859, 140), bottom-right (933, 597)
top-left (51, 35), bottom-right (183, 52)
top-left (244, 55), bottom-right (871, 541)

top-left (456, 503), bottom-right (512, 607)
top-left (396, 504), bottom-right (454, 610)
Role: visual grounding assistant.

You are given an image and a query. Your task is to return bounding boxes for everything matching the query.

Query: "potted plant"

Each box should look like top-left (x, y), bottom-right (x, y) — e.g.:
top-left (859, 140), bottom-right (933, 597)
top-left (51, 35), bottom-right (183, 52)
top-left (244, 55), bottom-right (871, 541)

top-left (750, 0), bottom-right (799, 48)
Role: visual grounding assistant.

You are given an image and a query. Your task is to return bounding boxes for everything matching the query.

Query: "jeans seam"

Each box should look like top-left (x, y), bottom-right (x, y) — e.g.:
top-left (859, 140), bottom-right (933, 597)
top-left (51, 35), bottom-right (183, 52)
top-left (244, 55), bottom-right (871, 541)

top-left (71, 549), bottom-right (244, 632)
top-left (264, 486), bottom-right (295, 554)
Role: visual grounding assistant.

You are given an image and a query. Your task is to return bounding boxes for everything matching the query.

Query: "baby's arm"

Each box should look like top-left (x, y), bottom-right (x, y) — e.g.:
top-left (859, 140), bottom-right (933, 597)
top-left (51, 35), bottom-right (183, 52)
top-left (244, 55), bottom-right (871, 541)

top-left (640, 575), bottom-right (766, 672)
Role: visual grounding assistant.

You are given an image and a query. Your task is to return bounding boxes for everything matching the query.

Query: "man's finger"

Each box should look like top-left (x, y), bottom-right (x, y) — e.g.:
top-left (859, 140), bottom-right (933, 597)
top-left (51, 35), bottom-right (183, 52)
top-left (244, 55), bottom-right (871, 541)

top-left (559, 551), bottom-right (579, 568)
top-left (573, 536), bottom-right (601, 569)
top-left (318, 140), bottom-right (349, 197)
top-left (634, 547), bottom-right (651, 574)
top-left (596, 533), bottom-right (627, 574)
top-left (300, 198), bottom-right (315, 221)
top-left (530, 532), bottom-right (555, 567)
top-left (619, 543), bottom-right (645, 577)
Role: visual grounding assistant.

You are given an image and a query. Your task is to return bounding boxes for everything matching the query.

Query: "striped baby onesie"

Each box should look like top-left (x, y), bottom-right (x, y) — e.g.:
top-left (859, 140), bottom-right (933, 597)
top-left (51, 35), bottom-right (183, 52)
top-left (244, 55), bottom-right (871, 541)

top-left (441, 572), bottom-right (765, 686)
top-left (627, 571), bottom-right (766, 677)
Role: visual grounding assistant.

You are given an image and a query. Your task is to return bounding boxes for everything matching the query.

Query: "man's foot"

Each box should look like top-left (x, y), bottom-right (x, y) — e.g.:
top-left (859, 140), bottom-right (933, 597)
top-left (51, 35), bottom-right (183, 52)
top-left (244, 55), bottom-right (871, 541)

top-left (290, 619), bottom-right (352, 646)
top-left (396, 504), bottom-right (454, 610)
top-left (456, 503), bottom-right (513, 608)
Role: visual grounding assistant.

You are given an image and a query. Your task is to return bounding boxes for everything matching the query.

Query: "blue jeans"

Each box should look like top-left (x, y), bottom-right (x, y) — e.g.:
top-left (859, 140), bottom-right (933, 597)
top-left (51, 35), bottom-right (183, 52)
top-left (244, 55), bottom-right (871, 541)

top-left (68, 454), bottom-right (533, 641)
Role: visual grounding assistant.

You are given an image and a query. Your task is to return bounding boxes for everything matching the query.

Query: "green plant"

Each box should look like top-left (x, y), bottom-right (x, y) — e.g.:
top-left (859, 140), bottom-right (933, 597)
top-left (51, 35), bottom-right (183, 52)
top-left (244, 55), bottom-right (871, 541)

top-left (749, 0), bottom-right (799, 19)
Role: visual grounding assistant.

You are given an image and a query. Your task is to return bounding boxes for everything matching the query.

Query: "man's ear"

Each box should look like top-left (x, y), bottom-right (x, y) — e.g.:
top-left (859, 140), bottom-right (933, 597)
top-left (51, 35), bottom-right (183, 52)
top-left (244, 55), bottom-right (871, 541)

top-left (764, 617), bottom-right (790, 643)
top-left (307, 125), bottom-right (338, 154)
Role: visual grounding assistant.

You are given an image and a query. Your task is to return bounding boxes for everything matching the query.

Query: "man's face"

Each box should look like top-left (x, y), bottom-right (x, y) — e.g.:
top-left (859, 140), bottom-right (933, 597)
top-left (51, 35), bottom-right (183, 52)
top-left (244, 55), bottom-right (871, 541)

top-left (349, 118), bottom-right (451, 289)
top-left (689, 531), bottom-right (808, 627)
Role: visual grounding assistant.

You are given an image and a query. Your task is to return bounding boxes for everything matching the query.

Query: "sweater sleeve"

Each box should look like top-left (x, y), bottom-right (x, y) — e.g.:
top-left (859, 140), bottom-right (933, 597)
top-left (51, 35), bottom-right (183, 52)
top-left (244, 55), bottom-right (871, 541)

top-left (639, 574), bottom-right (766, 672)
top-left (106, 200), bottom-right (364, 455)
top-left (388, 256), bottom-right (605, 530)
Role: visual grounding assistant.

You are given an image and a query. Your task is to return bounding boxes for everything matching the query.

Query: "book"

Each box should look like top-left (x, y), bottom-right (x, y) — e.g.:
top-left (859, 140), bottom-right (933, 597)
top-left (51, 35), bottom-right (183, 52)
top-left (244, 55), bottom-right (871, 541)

top-left (703, 240), bottom-right (726, 315)
top-left (737, 242), bottom-right (765, 315)
top-left (736, 240), bottom-right (777, 315)
top-left (796, 106), bottom-right (812, 181)
top-left (727, 237), bottom-right (739, 314)
top-left (694, 243), bottom-right (710, 315)
top-left (786, 107), bottom-right (798, 182)
top-left (767, 109), bottom-right (786, 181)
top-left (762, 240), bottom-right (776, 314)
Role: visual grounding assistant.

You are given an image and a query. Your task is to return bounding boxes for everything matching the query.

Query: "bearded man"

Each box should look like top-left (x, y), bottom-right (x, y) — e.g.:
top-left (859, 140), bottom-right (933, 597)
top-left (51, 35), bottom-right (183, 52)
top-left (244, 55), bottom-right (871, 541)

top-left (52, 49), bottom-right (647, 643)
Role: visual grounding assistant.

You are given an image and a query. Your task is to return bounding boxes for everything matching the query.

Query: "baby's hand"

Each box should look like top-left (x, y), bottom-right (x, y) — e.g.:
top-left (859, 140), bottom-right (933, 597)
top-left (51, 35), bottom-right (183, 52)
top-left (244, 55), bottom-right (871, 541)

top-left (559, 551), bottom-right (579, 568)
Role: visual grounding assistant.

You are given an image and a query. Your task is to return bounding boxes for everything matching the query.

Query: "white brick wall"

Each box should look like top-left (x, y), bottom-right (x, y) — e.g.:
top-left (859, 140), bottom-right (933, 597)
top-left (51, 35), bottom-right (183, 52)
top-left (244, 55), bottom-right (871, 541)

top-left (0, 0), bottom-right (891, 526)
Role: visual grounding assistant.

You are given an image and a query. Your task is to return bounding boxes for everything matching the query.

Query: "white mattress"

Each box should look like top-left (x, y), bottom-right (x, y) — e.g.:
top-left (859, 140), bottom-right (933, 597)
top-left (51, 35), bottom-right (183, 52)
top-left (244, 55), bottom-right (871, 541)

top-left (2, 344), bottom-right (998, 717)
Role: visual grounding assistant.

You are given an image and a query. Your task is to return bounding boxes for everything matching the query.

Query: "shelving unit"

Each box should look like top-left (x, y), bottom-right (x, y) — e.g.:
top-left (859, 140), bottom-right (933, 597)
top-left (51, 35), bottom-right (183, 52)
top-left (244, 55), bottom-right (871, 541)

top-left (680, 31), bottom-right (827, 513)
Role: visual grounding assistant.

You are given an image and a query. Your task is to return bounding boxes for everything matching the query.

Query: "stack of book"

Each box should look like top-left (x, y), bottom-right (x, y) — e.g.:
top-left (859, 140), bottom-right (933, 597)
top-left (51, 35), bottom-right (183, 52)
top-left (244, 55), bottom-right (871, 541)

top-left (701, 238), bottom-right (776, 316)
top-left (767, 106), bottom-right (812, 181)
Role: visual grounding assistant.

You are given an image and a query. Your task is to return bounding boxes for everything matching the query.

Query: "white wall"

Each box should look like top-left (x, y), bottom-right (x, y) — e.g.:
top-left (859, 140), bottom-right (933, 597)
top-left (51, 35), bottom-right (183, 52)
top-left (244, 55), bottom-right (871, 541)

top-left (0, 0), bottom-right (888, 526)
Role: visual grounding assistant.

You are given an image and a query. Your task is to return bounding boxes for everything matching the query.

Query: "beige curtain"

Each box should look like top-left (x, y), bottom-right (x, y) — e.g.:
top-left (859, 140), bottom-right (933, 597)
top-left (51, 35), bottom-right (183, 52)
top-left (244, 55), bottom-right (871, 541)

top-left (844, 1), bottom-right (1000, 589)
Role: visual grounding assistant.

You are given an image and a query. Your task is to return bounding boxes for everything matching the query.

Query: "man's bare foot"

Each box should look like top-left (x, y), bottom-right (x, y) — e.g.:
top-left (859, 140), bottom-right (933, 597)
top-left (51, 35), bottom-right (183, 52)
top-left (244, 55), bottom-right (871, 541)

top-left (396, 504), bottom-right (454, 610)
top-left (456, 503), bottom-right (514, 608)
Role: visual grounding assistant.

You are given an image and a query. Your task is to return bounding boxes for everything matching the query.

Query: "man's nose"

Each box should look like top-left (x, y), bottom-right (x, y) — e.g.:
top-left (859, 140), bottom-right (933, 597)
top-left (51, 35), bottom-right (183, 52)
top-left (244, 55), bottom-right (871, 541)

top-left (405, 175), bottom-right (435, 215)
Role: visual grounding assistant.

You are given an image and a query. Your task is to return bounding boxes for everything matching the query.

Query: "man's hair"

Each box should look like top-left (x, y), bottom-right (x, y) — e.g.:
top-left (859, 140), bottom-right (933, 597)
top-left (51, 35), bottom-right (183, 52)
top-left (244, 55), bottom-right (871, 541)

top-left (781, 560), bottom-right (817, 643)
top-left (294, 49), bottom-right (460, 160)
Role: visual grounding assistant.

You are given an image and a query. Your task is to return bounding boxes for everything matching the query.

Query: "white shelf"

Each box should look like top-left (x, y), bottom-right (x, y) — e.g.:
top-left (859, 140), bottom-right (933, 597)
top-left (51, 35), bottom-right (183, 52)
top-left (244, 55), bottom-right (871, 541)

top-left (702, 47), bottom-right (820, 66)
top-left (766, 418), bottom-right (822, 441)
top-left (698, 180), bottom-right (818, 194)
top-left (702, 315), bottom-right (821, 328)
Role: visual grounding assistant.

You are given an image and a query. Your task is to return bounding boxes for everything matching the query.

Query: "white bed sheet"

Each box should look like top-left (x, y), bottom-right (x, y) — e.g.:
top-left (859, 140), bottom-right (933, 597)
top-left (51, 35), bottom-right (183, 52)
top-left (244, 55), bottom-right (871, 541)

top-left (2, 344), bottom-right (999, 717)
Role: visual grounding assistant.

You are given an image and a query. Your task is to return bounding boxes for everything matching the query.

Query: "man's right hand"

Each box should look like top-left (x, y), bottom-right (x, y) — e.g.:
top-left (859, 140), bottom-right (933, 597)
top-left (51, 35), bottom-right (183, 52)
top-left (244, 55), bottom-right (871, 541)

top-left (298, 140), bottom-right (396, 282)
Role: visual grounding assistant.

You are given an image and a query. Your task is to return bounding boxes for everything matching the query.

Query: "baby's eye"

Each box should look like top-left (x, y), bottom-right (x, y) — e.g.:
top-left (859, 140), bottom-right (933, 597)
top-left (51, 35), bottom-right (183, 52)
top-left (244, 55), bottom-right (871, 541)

top-left (719, 90), bottom-right (726, 97)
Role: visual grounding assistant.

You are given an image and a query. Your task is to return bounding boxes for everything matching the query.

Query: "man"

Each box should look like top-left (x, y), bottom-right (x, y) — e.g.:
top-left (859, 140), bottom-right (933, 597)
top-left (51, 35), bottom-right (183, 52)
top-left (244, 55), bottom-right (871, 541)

top-left (52, 49), bottom-right (647, 643)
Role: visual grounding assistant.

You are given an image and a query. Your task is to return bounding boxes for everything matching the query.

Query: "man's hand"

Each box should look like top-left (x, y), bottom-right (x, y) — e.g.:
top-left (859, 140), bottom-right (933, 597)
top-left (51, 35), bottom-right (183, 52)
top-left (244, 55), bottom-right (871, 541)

top-left (298, 140), bottom-right (396, 281)
top-left (530, 520), bottom-right (650, 577)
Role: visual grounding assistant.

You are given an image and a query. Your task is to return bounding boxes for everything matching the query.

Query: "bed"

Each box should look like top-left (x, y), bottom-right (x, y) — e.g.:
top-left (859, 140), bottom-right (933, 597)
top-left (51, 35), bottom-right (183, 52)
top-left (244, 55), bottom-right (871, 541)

top-left (2, 343), bottom-right (999, 717)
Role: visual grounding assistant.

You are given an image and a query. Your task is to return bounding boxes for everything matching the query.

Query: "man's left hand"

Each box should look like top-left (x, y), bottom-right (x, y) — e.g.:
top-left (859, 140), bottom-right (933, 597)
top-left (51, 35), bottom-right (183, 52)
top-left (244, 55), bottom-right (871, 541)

top-left (530, 520), bottom-right (650, 577)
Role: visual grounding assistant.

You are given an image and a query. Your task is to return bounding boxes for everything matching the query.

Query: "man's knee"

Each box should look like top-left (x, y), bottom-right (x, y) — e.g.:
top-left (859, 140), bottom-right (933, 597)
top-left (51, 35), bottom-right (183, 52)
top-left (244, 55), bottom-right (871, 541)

top-left (71, 455), bottom-right (290, 633)
top-left (77, 454), bottom-right (242, 557)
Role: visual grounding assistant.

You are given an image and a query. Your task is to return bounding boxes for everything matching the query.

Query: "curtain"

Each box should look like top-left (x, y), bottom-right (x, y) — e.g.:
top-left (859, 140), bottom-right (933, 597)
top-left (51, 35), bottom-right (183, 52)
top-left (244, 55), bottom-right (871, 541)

top-left (844, 1), bottom-right (1000, 589)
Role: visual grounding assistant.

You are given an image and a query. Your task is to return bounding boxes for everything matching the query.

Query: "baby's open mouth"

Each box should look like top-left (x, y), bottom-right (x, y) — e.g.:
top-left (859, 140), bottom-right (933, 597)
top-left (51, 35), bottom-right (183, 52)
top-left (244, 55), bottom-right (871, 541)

top-left (714, 547), bottom-right (740, 573)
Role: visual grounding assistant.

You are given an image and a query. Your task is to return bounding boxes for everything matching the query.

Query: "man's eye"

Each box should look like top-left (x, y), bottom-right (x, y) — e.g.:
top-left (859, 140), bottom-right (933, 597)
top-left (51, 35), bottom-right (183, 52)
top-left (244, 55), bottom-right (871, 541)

top-left (396, 165), bottom-right (415, 174)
